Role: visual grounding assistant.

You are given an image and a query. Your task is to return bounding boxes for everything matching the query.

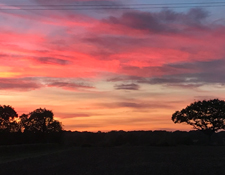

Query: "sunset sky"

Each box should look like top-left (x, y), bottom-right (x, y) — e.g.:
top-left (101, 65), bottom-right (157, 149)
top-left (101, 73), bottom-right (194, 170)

top-left (1, 0), bottom-right (225, 131)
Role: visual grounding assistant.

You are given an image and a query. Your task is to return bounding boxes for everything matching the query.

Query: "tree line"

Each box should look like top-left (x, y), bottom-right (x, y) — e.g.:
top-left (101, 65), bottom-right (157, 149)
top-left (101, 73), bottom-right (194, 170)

top-left (63, 99), bottom-right (225, 147)
top-left (2, 99), bottom-right (225, 136)
top-left (0, 105), bottom-right (63, 145)
top-left (1, 99), bottom-right (225, 146)
top-left (62, 130), bottom-right (225, 147)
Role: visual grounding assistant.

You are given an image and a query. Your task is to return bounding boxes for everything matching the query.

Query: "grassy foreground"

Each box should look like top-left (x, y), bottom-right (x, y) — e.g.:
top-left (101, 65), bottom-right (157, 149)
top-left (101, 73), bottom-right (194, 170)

top-left (0, 145), bottom-right (225, 175)
top-left (0, 144), bottom-right (63, 163)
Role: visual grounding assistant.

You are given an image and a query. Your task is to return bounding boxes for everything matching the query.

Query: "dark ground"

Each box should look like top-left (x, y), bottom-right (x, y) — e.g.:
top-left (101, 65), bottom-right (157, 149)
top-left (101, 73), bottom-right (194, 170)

top-left (0, 145), bottom-right (225, 175)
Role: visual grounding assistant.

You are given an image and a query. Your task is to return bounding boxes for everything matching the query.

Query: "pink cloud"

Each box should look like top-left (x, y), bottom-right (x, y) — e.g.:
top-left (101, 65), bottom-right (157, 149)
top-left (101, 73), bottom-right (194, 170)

top-left (1, 5), bottom-right (225, 132)
top-left (0, 77), bottom-right (94, 91)
top-left (1, 7), bottom-right (225, 88)
top-left (0, 78), bottom-right (41, 91)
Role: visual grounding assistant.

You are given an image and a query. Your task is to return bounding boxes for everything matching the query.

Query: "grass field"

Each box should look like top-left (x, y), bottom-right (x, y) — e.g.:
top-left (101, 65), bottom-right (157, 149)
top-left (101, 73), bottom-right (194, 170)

top-left (0, 145), bottom-right (225, 175)
top-left (0, 144), bottom-right (62, 163)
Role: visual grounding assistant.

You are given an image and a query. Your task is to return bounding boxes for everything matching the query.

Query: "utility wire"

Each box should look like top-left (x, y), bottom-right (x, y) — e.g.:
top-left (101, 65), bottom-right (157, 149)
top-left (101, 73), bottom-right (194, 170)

top-left (0, 2), bottom-right (225, 10)
top-left (1, 2), bottom-right (225, 6)
top-left (1, 6), bottom-right (225, 11)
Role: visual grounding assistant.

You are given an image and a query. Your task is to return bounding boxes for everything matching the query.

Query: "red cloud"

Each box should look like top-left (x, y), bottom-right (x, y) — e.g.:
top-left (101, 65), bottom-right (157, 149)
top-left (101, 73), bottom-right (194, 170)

top-left (1, 7), bottom-right (225, 85)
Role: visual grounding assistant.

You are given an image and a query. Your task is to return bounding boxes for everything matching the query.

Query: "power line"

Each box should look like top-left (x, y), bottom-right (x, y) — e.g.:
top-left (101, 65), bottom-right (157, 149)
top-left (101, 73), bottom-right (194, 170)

top-left (1, 6), bottom-right (225, 11)
top-left (0, 2), bottom-right (225, 10)
top-left (1, 2), bottom-right (225, 6)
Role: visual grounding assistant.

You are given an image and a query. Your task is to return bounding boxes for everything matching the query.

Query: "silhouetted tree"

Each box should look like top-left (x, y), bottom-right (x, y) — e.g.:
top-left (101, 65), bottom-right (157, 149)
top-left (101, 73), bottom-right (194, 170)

top-left (20, 108), bottom-right (62, 133)
top-left (0, 105), bottom-right (19, 132)
top-left (172, 99), bottom-right (225, 141)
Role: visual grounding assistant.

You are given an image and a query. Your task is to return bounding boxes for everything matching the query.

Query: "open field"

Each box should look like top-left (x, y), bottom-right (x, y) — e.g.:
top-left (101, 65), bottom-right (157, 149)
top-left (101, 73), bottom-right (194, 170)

top-left (0, 145), bottom-right (225, 175)
top-left (0, 144), bottom-right (62, 163)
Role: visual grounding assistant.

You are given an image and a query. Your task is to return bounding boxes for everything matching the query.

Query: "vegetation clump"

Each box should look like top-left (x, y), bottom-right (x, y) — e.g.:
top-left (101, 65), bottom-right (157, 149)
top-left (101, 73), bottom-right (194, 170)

top-left (172, 99), bottom-right (225, 140)
top-left (0, 105), bottom-right (63, 145)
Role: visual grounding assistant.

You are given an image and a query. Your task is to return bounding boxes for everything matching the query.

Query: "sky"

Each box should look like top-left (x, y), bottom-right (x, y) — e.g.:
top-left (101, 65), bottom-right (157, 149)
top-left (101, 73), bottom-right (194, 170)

top-left (1, 0), bottom-right (225, 132)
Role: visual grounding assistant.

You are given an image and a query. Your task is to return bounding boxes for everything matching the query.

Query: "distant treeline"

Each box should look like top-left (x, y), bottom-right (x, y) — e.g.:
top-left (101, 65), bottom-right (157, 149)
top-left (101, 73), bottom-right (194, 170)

top-left (0, 132), bottom-right (63, 145)
top-left (2, 130), bottom-right (225, 146)
top-left (2, 101), bottom-right (225, 146)
top-left (62, 130), bottom-right (225, 147)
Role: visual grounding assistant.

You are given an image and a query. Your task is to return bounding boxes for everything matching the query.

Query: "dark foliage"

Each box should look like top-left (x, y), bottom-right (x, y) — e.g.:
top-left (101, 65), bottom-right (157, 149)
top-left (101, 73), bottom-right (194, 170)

top-left (0, 105), bottom-right (19, 133)
top-left (20, 108), bottom-right (62, 133)
top-left (61, 130), bottom-right (225, 147)
top-left (2, 101), bottom-right (225, 147)
top-left (0, 106), bottom-right (63, 145)
top-left (172, 99), bottom-right (225, 136)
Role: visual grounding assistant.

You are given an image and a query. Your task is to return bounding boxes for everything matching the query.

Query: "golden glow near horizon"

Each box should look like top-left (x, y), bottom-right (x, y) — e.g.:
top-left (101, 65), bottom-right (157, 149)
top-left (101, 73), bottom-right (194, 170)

top-left (0, 0), bottom-right (225, 131)
top-left (0, 72), bottom-right (20, 78)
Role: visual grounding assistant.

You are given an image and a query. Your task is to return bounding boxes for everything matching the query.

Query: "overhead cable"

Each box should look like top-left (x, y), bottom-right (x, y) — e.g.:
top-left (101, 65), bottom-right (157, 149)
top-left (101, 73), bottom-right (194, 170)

top-left (0, 2), bottom-right (225, 10)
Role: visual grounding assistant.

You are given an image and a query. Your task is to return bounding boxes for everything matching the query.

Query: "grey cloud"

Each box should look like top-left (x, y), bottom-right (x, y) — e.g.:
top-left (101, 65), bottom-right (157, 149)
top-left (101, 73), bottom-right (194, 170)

top-left (35, 57), bottom-right (71, 65)
top-left (84, 36), bottom-right (152, 57)
top-left (107, 76), bottom-right (143, 82)
top-left (139, 77), bottom-right (203, 88)
top-left (35, 0), bottom-right (121, 4)
top-left (103, 8), bottom-right (209, 34)
top-left (121, 64), bottom-right (190, 77)
top-left (98, 102), bottom-right (171, 109)
top-left (0, 77), bottom-right (94, 91)
top-left (109, 59), bottom-right (225, 88)
top-left (187, 8), bottom-right (209, 25)
top-left (0, 78), bottom-right (41, 91)
top-left (106, 12), bottom-right (165, 33)
top-left (37, 77), bottom-right (94, 90)
top-left (154, 59), bottom-right (225, 86)
top-left (33, 0), bottom-right (123, 11)
top-left (83, 8), bottom-right (220, 59)
top-left (164, 59), bottom-right (225, 84)
top-left (48, 81), bottom-right (94, 89)
top-left (114, 83), bottom-right (140, 90)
